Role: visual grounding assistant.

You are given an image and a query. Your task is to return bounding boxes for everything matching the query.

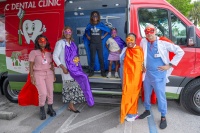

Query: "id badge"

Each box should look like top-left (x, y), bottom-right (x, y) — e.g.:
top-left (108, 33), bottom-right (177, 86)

top-left (154, 54), bottom-right (161, 58)
top-left (42, 59), bottom-right (48, 64)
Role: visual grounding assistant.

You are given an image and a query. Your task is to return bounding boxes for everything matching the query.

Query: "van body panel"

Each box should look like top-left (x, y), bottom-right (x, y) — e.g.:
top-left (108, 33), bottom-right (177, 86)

top-left (0, 1), bottom-right (6, 15)
top-left (129, 2), bottom-right (198, 78)
top-left (3, 0), bottom-right (64, 76)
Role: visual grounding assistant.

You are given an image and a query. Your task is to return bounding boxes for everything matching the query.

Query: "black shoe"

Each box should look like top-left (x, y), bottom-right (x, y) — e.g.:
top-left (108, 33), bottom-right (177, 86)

top-left (40, 106), bottom-right (46, 120)
top-left (68, 107), bottom-right (80, 113)
top-left (138, 110), bottom-right (151, 119)
top-left (160, 116), bottom-right (167, 129)
top-left (101, 71), bottom-right (106, 77)
top-left (88, 71), bottom-right (94, 77)
top-left (47, 104), bottom-right (56, 117)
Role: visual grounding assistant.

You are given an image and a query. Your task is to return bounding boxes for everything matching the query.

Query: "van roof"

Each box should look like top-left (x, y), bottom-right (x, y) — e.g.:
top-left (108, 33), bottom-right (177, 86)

top-left (65, 0), bottom-right (127, 12)
top-left (130, 0), bottom-right (168, 5)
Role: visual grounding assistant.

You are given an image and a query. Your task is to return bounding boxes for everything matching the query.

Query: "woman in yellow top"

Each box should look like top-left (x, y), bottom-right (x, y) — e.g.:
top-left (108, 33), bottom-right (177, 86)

top-left (120, 33), bottom-right (144, 123)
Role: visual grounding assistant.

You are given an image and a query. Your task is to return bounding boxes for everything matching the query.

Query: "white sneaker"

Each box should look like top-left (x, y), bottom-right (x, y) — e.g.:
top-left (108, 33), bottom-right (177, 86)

top-left (126, 114), bottom-right (139, 122)
top-left (107, 72), bottom-right (111, 78)
top-left (115, 72), bottom-right (119, 78)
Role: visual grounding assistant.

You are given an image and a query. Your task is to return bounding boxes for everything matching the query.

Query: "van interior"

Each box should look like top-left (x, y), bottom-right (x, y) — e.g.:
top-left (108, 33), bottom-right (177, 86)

top-left (65, 0), bottom-right (128, 46)
top-left (64, 0), bottom-right (128, 94)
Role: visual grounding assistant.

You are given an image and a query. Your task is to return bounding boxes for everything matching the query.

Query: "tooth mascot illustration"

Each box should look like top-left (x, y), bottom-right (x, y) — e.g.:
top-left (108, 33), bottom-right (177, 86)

top-left (18, 19), bottom-right (46, 45)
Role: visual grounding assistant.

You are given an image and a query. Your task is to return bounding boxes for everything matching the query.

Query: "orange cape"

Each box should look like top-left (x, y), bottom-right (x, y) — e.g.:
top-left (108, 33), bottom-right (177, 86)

top-left (120, 46), bottom-right (144, 123)
top-left (141, 36), bottom-right (175, 104)
top-left (18, 74), bottom-right (39, 106)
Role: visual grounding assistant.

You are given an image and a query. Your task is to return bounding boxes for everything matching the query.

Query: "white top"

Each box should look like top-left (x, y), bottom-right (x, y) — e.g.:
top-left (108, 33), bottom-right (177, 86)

top-left (140, 37), bottom-right (185, 83)
top-left (106, 38), bottom-right (120, 52)
top-left (53, 39), bottom-right (73, 81)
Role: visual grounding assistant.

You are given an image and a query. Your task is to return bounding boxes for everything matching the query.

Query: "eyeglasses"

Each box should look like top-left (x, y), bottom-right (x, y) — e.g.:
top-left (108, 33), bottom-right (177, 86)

top-left (38, 37), bottom-right (46, 44)
top-left (64, 29), bottom-right (72, 35)
top-left (126, 37), bottom-right (135, 43)
top-left (144, 28), bottom-right (155, 34)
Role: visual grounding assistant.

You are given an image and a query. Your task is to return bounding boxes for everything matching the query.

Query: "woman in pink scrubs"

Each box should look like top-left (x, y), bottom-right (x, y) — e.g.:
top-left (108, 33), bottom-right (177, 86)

top-left (29, 34), bottom-right (56, 120)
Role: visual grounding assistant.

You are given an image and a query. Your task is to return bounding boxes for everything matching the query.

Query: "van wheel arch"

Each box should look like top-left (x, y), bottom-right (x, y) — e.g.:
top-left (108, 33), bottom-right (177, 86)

top-left (3, 78), bottom-right (19, 103)
top-left (180, 78), bottom-right (200, 116)
top-left (0, 72), bottom-right (8, 95)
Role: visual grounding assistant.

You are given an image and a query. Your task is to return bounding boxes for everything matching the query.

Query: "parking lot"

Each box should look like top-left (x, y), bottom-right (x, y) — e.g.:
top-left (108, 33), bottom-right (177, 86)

top-left (0, 93), bottom-right (200, 133)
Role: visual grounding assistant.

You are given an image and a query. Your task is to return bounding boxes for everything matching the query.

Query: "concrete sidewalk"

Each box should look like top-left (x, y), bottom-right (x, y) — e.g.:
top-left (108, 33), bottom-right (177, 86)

top-left (0, 94), bottom-right (17, 120)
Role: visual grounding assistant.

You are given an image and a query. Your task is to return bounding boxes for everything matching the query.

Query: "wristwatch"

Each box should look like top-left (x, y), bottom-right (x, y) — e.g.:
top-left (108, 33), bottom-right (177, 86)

top-left (169, 63), bottom-right (173, 67)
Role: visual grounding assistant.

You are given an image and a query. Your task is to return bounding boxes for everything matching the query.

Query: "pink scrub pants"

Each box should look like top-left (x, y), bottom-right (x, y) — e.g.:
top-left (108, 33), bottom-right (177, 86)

top-left (34, 70), bottom-right (54, 106)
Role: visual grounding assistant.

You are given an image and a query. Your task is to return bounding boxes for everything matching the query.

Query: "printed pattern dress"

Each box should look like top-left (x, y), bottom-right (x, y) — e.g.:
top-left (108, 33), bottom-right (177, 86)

top-left (62, 79), bottom-right (85, 104)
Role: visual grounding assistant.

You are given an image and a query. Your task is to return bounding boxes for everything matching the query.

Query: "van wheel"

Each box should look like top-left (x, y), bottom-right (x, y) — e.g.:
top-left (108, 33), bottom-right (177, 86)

top-left (181, 78), bottom-right (200, 115)
top-left (3, 78), bottom-right (19, 103)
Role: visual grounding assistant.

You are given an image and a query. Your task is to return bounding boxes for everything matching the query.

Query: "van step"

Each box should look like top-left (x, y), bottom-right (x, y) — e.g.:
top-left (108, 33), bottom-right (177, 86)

top-left (89, 76), bottom-right (121, 84)
top-left (89, 76), bottom-right (122, 89)
top-left (92, 88), bottom-right (122, 95)
top-left (93, 95), bottom-right (121, 105)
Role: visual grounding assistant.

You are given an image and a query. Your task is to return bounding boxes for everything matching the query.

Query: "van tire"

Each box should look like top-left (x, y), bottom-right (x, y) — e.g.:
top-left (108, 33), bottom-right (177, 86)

top-left (3, 78), bottom-right (19, 103)
top-left (181, 78), bottom-right (200, 115)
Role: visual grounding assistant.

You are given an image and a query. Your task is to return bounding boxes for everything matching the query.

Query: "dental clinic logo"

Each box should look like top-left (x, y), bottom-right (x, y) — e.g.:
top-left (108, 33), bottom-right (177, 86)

top-left (17, 8), bottom-right (46, 45)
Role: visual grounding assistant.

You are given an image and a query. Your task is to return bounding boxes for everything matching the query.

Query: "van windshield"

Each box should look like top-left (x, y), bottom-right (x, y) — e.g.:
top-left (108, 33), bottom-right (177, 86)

top-left (138, 8), bottom-right (187, 45)
top-left (138, 8), bottom-right (169, 38)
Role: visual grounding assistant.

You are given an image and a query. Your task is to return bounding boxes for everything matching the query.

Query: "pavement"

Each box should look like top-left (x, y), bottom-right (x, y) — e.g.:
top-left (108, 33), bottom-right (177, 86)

top-left (0, 93), bottom-right (200, 133)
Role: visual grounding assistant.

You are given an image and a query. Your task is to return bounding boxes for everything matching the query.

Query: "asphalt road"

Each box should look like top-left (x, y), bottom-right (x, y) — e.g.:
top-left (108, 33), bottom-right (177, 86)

top-left (0, 93), bottom-right (200, 133)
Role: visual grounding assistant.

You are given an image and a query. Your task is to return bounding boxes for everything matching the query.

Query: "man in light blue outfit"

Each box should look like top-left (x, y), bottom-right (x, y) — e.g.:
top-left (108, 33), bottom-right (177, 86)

top-left (138, 24), bottom-right (185, 129)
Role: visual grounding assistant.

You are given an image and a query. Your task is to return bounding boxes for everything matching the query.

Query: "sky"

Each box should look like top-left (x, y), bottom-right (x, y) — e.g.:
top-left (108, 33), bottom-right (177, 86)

top-left (191, 0), bottom-right (200, 2)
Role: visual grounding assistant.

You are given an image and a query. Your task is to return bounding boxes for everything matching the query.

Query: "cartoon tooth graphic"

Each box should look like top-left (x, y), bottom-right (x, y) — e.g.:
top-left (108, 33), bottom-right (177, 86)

top-left (17, 8), bottom-right (46, 45)
top-left (18, 20), bottom-right (46, 44)
top-left (19, 20), bottom-right (46, 44)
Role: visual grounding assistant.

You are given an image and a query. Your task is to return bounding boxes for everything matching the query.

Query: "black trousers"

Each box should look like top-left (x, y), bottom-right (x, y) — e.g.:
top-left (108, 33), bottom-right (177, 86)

top-left (89, 43), bottom-right (104, 71)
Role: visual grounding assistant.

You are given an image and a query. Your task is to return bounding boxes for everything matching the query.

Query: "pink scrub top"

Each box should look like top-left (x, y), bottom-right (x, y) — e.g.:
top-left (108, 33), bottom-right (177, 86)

top-left (29, 50), bottom-right (53, 75)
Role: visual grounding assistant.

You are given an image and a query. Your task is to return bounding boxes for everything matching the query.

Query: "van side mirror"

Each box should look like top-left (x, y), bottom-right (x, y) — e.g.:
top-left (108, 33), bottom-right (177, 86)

top-left (187, 25), bottom-right (196, 46)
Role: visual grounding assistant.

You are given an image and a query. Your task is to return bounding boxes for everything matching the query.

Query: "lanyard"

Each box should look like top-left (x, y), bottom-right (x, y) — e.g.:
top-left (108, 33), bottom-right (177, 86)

top-left (41, 50), bottom-right (46, 59)
top-left (149, 39), bottom-right (157, 51)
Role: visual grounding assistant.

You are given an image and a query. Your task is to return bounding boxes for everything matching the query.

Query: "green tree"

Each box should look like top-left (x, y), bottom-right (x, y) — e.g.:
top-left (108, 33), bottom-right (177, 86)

top-left (167, 0), bottom-right (193, 17)
top-left (189, 1), bottom-right (200, 26)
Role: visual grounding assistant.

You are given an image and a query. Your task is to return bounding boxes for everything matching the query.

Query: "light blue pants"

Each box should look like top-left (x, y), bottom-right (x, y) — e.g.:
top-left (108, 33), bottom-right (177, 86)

top-left (143, 75), bottom-right (167, 116)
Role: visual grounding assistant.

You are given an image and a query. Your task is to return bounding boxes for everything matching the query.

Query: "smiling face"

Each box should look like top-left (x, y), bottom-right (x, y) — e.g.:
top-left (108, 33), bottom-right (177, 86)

top-left (126, 35), bottom-right (136, 48)
top-left (145, 25), bottom-right (157, 41)
top-left (38, 37), bottom-right (47, 49)
top-left (63, 28), bottom-right (72, 40)
top-left (90, 11), bottom-right (100, 24)
top-left (111, 29), bottom-right (117, 38)
top-left (22, 20), bottom-right (43, 44)
top-left (92, 13), bottom-right (99, 24)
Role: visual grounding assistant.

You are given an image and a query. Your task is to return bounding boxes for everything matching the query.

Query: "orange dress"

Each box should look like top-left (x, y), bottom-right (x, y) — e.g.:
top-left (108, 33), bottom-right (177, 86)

top-left (120, 46), bottom-right (144, 123)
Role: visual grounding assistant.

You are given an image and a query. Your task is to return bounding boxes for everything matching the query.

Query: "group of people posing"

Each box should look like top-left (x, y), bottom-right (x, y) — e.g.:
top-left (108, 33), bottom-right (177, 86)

top-left (19, 11), bottom-right (185, 130)
top-left (27, 26), bottom-right (94, 121)
top-left (120, 26), bottom-right (184, 130)
top-left (84, 11), bottom-right (126, 78)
